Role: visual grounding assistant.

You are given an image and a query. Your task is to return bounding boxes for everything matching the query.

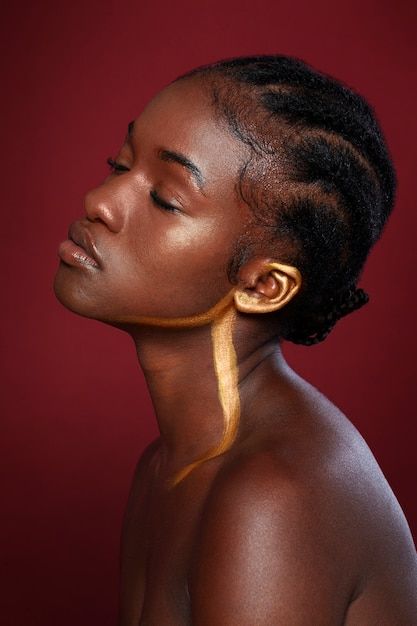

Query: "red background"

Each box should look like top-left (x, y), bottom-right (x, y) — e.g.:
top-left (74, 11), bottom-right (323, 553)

top-left (1, 1), bottom-right (416, 624)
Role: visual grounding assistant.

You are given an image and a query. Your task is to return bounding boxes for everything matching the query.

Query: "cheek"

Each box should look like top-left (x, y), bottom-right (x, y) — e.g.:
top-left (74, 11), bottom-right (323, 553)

top-left (164, 217), bottom-right (233, 276)
top-left (120, 216), bottom-right (236, 316)
top-left (165, 219), bottom-right (218, 259)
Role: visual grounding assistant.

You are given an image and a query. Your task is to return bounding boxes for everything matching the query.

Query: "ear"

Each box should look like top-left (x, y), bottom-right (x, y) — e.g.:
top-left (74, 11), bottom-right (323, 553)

top-left (234, 259), bottom-right (302, 314)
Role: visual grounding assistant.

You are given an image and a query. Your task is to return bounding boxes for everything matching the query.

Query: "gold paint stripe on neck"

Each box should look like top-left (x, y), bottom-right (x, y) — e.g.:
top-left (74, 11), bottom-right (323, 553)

top-left (170, 304), bottom-right (240, 486)
top-left (109, 286), bottom-right (241, 488)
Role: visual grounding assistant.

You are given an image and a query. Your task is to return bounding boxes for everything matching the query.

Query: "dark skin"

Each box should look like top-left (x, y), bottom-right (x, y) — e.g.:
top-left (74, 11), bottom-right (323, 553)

top-left (54, 77), bottom-right (417, 625)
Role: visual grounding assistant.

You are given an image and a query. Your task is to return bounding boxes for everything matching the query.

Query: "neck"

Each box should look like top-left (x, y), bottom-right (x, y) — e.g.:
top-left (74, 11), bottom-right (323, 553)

top-left (128, 312), bottom-right (289, 477)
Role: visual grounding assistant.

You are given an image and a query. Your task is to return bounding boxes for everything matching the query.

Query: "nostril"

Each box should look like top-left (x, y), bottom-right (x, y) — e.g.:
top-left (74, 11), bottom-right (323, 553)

top-left (95, 203), bottom-right (114, 226)
top-left (84, 192), bottom-right (121, 232)
top-left (86, 215), bottom-right (106, 226)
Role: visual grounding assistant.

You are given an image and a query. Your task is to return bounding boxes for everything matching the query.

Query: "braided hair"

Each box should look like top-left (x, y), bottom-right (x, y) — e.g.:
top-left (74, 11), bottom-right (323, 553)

top-left (175, 55), bottom-right (396, 345)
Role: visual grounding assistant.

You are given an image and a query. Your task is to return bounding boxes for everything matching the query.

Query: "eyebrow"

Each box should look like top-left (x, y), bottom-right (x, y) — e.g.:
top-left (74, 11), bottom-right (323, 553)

top-left (127, 120), bottom-right (206, 191)
top-left (158, 148), bottom-right (206, 191)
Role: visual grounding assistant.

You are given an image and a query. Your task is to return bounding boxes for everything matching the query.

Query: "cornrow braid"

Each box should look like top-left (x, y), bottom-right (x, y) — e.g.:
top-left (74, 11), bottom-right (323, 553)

top-left (175, 55), bottom-right (396, 346)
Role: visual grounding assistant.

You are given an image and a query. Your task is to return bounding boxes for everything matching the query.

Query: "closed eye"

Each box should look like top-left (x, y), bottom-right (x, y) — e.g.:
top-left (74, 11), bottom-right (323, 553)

top-left (150, 189), bottom-right (180, 213)
top-left (107, 157), bottom-right (130, 173)
top-left (107, 158), bottom-right (180, 213)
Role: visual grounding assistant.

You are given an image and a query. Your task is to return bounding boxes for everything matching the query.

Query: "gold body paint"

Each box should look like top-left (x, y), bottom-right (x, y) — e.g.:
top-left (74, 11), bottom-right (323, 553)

top-left (171, 304), bottom-right (240, 486)
top-left (117, 289), bottom-right (240, 487)
top-left (115, 262), bottom-right (301, 487)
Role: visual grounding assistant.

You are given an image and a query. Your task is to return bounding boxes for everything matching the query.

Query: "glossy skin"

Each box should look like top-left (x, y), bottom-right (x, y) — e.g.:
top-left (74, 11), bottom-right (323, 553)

top-left (54, 77), bottom-right (417, 625)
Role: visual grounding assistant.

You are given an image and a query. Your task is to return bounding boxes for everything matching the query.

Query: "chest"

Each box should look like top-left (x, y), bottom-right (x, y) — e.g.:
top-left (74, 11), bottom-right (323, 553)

top-left (119, 478), bottom-right (209, 626)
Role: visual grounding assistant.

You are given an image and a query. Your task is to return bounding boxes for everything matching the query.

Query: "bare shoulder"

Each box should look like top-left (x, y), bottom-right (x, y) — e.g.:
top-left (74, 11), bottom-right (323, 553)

top-left (189, 439), bottom-right (356, 624)
top-left (189, 395), bottom-right (417, 624)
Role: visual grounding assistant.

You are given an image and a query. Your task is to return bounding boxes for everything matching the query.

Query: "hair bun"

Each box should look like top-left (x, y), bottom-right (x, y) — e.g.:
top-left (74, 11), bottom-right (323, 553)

top-left (285, 286), bottom-right (369, 346)
top-left (331, 287), bottom-right (369, 320)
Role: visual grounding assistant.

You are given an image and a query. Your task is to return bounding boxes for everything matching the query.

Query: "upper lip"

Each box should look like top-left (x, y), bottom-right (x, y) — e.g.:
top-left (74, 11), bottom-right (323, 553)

top-left (68, 221), bottom-right (101, 267)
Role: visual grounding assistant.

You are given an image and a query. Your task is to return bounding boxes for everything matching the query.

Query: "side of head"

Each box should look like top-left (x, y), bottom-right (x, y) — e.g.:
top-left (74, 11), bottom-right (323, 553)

top-left (176, 55), bottom-right (397, 345)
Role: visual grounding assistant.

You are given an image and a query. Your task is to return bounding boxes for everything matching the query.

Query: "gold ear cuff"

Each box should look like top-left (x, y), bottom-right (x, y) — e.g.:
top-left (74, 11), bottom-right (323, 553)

top-left (234, 262), bottom-right (302, 314)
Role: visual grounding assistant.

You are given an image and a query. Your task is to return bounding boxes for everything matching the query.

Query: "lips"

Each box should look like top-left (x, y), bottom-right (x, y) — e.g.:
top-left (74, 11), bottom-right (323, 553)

top-left (58, 221), bottom-right (101, 269)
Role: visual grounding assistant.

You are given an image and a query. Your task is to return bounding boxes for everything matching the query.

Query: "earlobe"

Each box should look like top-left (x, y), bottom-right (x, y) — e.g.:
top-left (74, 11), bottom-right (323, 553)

top-left (234, 261), bottom-right (302, 314)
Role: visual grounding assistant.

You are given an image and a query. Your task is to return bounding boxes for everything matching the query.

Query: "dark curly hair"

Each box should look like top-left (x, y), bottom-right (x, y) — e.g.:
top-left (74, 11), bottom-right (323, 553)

top-left (174, 55), bottom-right (396, 346)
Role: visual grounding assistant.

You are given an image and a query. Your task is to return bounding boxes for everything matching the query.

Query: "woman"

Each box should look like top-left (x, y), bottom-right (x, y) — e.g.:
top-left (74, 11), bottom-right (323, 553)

top-left (54, 55), bottom-right (417, 625)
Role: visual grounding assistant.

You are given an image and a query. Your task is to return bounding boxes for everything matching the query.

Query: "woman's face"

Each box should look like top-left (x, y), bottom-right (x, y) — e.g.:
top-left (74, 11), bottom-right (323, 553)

top-left (54, 77), bottom-right (252, 323)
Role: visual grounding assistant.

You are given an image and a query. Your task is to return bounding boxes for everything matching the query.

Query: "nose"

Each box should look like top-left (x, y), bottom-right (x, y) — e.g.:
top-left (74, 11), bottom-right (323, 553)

top-left (84, 187), bottom-right (124, 233)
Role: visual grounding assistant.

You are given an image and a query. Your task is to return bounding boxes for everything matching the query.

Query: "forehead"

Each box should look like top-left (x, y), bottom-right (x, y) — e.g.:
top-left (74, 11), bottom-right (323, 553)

top-left (131, 77), bottom-right (247, 191)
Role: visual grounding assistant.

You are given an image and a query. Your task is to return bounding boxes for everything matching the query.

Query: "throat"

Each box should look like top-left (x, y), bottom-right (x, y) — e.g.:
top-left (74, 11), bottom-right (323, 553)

top-left (128, 308), bottom-right (285, 486)
top-left (131, 322), bottom-right (229, 476)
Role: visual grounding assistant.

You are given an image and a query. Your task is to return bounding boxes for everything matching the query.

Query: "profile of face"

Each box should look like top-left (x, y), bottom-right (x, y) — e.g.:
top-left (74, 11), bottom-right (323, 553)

top-left (55, 56), bottom-right (390, 345)
top-left (54, 78), bottom-right (255, 324)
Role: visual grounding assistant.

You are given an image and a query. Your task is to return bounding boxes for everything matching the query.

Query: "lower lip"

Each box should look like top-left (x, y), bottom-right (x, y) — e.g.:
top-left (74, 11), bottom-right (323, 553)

top-left (58, 239), bottom-right (100, 269)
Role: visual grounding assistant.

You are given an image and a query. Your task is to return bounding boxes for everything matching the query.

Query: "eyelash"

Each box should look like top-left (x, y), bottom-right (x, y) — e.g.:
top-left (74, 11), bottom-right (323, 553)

top-left (107, 157), bottom-right (129, 173)
top-left (106, 157), bottom-right (179, 213)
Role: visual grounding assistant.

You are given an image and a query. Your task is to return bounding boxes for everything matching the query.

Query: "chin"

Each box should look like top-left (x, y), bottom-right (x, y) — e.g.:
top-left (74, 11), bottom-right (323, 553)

top-left (53, 262), bottom-right (137, 330)
top-left (53, 263), bottom-right (104, 321)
